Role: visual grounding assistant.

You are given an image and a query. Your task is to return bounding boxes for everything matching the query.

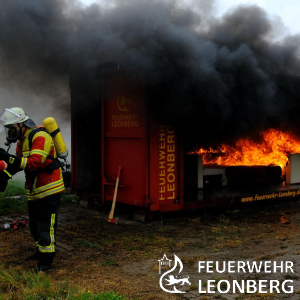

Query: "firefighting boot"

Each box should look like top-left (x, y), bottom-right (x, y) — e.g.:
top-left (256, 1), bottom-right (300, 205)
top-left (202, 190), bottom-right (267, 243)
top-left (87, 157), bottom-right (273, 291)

top-left (26, 248), bottom-right (40, 261)
top-left (36, 263), bottom-right (52, 273)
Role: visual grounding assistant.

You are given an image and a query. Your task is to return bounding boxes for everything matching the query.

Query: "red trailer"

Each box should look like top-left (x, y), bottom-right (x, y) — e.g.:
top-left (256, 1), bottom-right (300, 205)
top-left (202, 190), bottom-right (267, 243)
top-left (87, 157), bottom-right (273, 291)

top-left (70, 63), bottom-right (300, 218)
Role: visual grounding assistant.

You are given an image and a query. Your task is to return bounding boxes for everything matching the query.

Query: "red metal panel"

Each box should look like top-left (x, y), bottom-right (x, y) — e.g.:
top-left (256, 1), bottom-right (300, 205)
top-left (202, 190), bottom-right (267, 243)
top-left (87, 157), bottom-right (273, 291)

top-left (149, 122), bottom-right (183, 212)
top-left (102, 70), bottom-right (149, 207)
top-left (71, 105), bottom-right (78, 194)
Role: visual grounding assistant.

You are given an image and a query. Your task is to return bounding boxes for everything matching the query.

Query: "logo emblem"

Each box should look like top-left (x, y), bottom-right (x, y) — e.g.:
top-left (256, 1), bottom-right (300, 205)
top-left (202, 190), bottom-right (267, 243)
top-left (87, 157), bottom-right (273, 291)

top-left (158, 254), bottom-right (191, 294)
top-left (117, 93), bottom-right (133, 112)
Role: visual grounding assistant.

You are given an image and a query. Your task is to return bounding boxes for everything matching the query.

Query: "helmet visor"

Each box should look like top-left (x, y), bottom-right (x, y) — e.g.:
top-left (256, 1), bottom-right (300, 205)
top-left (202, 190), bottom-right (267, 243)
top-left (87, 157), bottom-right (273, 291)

top-left (0, 108), bottom-right (23, 126)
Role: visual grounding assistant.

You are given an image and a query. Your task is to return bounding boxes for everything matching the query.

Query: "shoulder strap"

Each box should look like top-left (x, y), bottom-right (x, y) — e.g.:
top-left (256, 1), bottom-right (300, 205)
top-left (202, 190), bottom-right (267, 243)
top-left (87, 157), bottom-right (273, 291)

top-left (28, 127), bottom-right (47, 151)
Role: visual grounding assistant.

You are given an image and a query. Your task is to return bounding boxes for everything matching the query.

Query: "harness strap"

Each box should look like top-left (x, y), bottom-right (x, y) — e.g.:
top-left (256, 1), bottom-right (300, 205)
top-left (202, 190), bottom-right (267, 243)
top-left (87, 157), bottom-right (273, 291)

top-left (49, 128), bottom-right (60, 138)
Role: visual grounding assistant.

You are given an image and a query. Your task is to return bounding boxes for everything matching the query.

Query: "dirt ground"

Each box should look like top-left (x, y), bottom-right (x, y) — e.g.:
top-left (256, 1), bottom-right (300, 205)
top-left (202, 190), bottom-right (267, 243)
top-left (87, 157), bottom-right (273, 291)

top-left (2, 198), bottom-right (300, 300)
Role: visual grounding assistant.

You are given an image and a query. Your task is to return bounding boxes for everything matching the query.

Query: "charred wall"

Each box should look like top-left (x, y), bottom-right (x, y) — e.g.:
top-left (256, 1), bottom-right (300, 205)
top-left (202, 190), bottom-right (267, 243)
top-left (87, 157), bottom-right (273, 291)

top-left (70, 66), bottom-right (102, 193)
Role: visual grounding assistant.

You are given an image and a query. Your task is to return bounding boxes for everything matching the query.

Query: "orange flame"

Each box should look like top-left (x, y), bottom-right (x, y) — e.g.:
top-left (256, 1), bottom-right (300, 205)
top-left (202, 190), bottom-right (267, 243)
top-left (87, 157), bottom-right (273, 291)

top-left (194, 129), bottom-right (300, 169)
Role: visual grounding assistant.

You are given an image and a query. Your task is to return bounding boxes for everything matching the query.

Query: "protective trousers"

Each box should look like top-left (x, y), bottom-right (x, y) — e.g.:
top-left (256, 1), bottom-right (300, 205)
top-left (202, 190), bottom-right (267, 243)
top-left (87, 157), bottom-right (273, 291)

top-left (28, 193), bottom-right (61, 267)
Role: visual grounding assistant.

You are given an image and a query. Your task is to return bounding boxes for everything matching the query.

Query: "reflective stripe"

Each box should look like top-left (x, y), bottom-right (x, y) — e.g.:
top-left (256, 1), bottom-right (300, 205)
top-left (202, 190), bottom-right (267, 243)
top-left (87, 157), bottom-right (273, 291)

top-left (27, 184), bottom-right (65, 201)
top-left (50, 214), bottom-right (55, 251)
top-left (38, 214), bottom-right (56, 253)
top-left (39, 246), bottom-right (52, 253)
top-left (5, 108), bottom-right (21, 117)
top-left (27, 179), bottom-right (64, 194)
top-left (3, 170), bottom-right (12, 178)
top-left (20, 157), bottom-right (27, 169)
top-left (30, 149), bottom-right (49, 158)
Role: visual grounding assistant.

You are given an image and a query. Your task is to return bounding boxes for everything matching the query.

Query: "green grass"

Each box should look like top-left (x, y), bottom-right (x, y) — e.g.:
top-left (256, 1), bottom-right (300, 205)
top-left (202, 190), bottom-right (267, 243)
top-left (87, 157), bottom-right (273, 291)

top-left (189, 283), bottom-right (199, 290)
top-left (102, 260), bottom-right (117, 266)
top-left (78, 238), bottom-right (101, 250)
top-left (0, 181), bottom-right (27, 215)
top-left (1, 180), bottom-right (26, 197)
top-left (0, 180), bottom-right (78, 215)
top-left (0, 265), bottom-right (129, 300)
top-left (60, 193), bottom-right (79, 206)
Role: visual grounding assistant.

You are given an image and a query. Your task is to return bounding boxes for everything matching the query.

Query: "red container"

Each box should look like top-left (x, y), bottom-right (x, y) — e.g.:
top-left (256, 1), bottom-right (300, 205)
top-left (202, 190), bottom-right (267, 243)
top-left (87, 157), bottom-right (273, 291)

top-left (101, 68), bottom-right (184, 213)
top-left (71, 64), bottom-right (300, 215)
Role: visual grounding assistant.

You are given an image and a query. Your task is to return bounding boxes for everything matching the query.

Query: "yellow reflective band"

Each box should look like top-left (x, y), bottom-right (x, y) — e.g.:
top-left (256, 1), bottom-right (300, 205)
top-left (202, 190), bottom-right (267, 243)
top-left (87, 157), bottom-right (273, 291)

top-left (39, 246), bottom-right (53, 253)
top-left (50, 214), bottom-right (55, 252)
top-left (27, 179), bottom-right (64, 194)
top-left (27, 184), bottom-right (65, 201)
top-left (3, 170), bottom-right (12, 178)
top-left (30, 149), bottom-right (49, 158)
top-left (20, 158), bottom-right (27, 169)
top-left (23, 153), bottom-right (30, 158)
top-left (39, 214), bottom-right (56, 253)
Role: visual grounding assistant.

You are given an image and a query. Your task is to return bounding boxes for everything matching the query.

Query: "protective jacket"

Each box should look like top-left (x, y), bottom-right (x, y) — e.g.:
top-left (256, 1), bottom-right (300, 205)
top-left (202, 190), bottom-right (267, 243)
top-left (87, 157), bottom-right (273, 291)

top-left (16, 127), bottom-right (65, 201)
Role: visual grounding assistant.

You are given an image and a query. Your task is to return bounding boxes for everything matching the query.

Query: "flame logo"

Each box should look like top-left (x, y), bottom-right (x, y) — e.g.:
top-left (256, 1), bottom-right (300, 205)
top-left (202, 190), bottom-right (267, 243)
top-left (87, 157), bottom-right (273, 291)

top-left (159, 254), bottom-right (190, 294)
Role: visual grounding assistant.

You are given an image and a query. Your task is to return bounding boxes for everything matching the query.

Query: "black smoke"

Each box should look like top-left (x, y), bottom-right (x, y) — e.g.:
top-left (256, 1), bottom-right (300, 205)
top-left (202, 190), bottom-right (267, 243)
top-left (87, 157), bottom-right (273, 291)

top-left (0, 0), bottom-right (299, 149)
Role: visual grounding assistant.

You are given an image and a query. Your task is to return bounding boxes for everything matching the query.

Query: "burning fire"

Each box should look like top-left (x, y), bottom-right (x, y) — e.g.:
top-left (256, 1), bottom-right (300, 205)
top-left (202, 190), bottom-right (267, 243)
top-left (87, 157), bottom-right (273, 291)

top-left (194, 129), bottom-right (300, 169)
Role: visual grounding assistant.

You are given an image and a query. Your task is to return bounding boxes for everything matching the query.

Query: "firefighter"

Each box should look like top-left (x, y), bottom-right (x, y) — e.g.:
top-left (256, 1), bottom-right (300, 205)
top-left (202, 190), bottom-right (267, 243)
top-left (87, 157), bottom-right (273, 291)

top-left (0, 107), bottom-right (65, 272)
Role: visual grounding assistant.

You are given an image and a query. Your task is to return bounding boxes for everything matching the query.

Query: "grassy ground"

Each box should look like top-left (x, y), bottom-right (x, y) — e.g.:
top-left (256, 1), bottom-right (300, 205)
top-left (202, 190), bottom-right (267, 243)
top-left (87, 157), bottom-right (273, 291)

top-left (0, 182), bottom-right (131, 300)
top-left (3, 182), bottom-right (300, 299)
top-left (0, 180), bottom-right (27, 215)
top-left (0, 265), bottom-right (129, 299)
top-left (0, 181), bottom-right (79, 215)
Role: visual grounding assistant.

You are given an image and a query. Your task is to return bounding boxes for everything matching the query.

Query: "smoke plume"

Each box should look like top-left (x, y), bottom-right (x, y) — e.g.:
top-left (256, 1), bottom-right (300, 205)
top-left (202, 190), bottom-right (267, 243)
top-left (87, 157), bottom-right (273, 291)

top-left (0, 0), bottom-right (299, 149)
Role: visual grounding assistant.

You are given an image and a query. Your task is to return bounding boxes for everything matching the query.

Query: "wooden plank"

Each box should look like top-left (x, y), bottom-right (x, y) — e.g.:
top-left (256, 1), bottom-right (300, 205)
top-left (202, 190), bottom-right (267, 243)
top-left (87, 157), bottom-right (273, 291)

top-left (56, 245), bottom-right (73, 256)
top-left (56, 241), bottom-right (74, 251)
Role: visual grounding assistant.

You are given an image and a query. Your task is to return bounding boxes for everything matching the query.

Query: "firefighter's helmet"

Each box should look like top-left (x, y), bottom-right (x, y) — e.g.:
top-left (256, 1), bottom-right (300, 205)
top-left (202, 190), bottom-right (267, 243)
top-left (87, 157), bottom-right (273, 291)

top-left (0, 107), bottom-right (29, 126)
top-left (0, 107), bottom-right (35, 129)
top-left (0, 107), bottom-right (35, 144)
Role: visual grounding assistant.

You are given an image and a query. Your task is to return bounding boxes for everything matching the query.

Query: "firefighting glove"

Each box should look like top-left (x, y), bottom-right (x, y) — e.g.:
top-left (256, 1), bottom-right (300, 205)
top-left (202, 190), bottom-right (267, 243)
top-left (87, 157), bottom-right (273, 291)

top-left (0, 169), bottom-right (12, 192)
top-left (0, 150), bottom-right (21, 174)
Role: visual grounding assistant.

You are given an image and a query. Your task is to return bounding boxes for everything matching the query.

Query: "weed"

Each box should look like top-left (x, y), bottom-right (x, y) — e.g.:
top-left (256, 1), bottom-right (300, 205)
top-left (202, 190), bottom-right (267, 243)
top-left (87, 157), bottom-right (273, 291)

top-left (219, 214), bottom-right (230, 224)
top-left (102, 260), bottom-right (117, 266)
top-left (78, 239), bottom-right (101, 250)
top-left (175, 242), bottom-right (185, 248)
top-left (189, 283), bottom-right (198, 291)
top-left (181, 255), bottom-right (207, 264)
top-left (213, 240), bottom-right (241, 249)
